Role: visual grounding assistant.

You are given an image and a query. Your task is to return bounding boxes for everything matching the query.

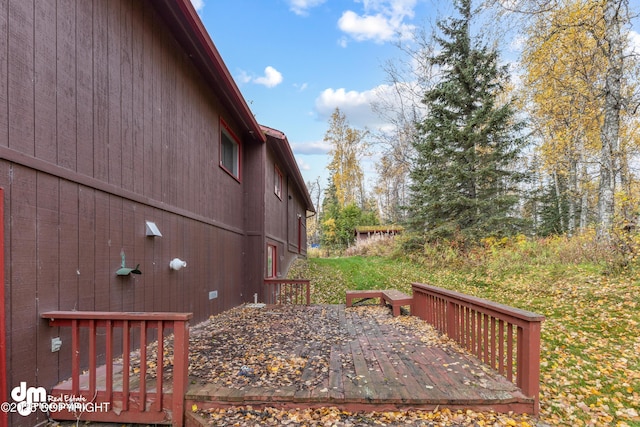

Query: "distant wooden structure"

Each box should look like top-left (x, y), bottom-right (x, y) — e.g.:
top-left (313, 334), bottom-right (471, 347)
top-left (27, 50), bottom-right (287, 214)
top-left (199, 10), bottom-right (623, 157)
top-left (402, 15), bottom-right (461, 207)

top-left (354, 225), bottom-right (403, 244)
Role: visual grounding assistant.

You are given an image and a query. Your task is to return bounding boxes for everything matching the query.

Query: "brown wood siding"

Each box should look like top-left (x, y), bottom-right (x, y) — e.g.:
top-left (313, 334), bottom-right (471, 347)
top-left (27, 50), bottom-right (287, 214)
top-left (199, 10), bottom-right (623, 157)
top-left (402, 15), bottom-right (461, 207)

top-left (264, 147), bottom-right (287, 278)
top-left (0, 1), bottom-right (264, 425)
top-left (243, 140), bottom-right (266, 298)
top-left (264, 145), bottom-right (308, 277)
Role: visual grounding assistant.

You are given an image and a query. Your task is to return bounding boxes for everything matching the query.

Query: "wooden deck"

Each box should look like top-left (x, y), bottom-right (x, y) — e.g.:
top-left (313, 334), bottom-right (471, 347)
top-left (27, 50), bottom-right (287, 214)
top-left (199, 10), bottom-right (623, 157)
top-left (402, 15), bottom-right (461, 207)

top-left (49, 304), bottom-right (536, 426)
top-left (185, 305), bottom-right (534, 414)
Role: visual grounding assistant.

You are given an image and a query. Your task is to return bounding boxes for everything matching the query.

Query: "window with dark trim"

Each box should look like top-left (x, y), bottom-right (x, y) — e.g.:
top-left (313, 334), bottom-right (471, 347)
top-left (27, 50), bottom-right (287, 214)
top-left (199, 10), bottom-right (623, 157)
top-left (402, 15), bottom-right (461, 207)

top-left (220, 119), bottom-right (241, 180)
top-left (274, 165), bottom-right (283, 199)
top-left (266, 244), bottom-right (277, 278)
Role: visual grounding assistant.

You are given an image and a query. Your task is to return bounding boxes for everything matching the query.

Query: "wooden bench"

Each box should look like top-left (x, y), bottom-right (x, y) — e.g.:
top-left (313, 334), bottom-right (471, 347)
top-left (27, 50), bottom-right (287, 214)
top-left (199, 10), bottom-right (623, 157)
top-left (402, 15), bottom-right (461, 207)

top-left (345, 290), bottom-right (384, 307)
top-left (345, 289), bottom-right (413, 317)
top-left (381, 289), bottom-right (413, 317)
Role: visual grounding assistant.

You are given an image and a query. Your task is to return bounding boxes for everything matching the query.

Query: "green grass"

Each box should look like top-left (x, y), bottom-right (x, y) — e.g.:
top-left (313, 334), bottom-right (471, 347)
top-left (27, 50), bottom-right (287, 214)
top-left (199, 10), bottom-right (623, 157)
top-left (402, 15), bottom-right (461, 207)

top-left (288, 237), bottom-right (640, 426)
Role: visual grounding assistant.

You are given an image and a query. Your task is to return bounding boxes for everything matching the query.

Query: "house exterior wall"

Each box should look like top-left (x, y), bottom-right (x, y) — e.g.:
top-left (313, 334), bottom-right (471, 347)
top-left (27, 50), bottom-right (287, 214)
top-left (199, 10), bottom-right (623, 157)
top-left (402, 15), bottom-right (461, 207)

top-left (0, 1), bottom-right (270, 425)
top-left (264, 144), bottom-right (309, 278)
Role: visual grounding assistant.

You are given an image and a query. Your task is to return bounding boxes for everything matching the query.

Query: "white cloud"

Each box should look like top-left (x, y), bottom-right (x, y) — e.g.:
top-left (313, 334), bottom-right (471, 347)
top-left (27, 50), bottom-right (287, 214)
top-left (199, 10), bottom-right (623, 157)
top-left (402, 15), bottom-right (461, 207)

top-left (315, 85), bottom-right (394, 129)
top-left (238, 66), bottom-right (283, 88)
top-left (627, 30), bottom-right (640, 55)
top-left (288, 0), bottom-right (326, 16)
top-left (190, 0), bottom-right (205, 12)
top-left (338, 0), bottom-right (416, 44)
top-left (237, 70), bottom-right (252, 84)
top-left (254, 66), bottom-right (284, 88)
top-left (291, 140), bottom-right (333, 155)
top-left (338, 11), bottom-right (396, 42)
top-left (297, 158), bottom-right (312, 171)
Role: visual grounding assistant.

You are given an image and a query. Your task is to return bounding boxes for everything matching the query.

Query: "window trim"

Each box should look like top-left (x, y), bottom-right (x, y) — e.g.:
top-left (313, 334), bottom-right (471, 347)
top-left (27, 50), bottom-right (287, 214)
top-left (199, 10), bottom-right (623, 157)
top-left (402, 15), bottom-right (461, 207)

top-left (219, 119), bottom-right (242, 181)
top-left (266, 244), bottom-right (277, 278)
top-left (274, 165), bottom-right (283, 200)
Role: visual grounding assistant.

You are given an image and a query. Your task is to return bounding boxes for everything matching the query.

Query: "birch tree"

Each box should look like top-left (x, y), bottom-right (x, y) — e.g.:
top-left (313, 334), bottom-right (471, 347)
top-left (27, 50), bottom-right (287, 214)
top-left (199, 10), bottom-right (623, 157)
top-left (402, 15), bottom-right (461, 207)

top-left (324, 108), bottom-right (368, 209)
top-left (598, 0), bottom-right (627, 239)
top-left (519, 0), bottom-right (638, 239)
top-left (521, 0), bottom-right (605, 235)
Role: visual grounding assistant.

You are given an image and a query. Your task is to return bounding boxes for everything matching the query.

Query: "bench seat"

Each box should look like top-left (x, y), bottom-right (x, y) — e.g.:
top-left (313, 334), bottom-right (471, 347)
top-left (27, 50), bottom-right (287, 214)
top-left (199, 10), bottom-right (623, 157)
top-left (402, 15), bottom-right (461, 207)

top-left (381, 289), bottom-right (413, 317)
top-left (345, 289), bottom-right (413, 317)
top-left (345, 290), bottom-right (384, 307)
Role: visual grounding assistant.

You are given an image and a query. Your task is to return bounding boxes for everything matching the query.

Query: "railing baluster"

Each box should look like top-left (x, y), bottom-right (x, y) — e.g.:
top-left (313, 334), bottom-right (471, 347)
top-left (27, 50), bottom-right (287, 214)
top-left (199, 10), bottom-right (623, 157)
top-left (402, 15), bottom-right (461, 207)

top-left (483, 314), bottom-right (490, 364)
top-left (476, 311), bottom-right (483, 360)
top-left (507, 323), bottom-right (514, 381)
top-left (470, 308), bottom-right (476, 355)
top-left (463, 307), bottom-right (469, 351)
top-left (89, 319), bottom-right (97, 395)
top-left (139, 321), bottom-right (147, 411)
top-left (106, 319), bottom-right (113, 405)
top-left (498, 319), bottom-right (505, 375)
top-left (71, 319), bottom-right (80, 395)
top-left (156, 320), bottom-right (164, 412)
top-left (490, 316), bottom-right (497, 369)
top-left (122, 320), bottom-right (130, 411)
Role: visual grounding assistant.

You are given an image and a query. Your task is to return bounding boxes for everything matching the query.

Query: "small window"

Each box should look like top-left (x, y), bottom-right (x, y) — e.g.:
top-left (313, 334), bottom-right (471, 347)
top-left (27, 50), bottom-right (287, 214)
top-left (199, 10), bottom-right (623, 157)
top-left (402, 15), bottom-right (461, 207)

top-left (220, 120), bottom-right (241, 180)
top-left (266, 244), bottom-right (277, 278)
top-left (274, 165), bottom-right (283, 199)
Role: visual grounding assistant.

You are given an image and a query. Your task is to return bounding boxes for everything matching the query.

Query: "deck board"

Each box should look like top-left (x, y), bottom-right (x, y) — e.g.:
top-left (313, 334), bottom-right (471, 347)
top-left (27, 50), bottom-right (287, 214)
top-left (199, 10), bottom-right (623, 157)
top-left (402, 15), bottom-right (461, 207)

top-left (186, 305), bottom-right (534, 414)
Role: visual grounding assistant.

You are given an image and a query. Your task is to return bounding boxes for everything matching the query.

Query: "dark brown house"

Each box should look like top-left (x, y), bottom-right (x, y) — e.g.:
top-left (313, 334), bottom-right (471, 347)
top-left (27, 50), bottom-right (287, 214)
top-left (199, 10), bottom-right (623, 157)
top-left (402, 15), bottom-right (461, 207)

top-left (0, 1), bottom-right (313, 425)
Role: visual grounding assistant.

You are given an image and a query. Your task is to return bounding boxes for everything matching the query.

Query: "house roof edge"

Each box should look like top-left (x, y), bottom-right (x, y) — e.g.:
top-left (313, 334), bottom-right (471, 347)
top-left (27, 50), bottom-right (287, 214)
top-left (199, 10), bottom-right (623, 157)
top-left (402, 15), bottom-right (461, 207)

top-left (153, 0), bottom-right (266, 143)
top-left (261, 125), bottom-right (315, 213)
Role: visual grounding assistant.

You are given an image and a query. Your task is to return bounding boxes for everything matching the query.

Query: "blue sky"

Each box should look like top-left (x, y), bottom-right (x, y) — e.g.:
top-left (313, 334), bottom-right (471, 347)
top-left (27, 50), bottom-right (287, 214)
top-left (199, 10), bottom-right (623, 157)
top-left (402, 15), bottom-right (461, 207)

top-left (192, 0), bottom-right (640, 193)
top-left (191, 0), bottom-right (452, 188)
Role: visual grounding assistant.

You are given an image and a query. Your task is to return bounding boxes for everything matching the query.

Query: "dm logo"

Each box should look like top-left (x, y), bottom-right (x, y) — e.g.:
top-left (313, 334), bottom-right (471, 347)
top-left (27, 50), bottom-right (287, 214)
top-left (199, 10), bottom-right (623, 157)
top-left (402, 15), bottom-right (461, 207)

top-left (11, 382), bottom-right (47, 416)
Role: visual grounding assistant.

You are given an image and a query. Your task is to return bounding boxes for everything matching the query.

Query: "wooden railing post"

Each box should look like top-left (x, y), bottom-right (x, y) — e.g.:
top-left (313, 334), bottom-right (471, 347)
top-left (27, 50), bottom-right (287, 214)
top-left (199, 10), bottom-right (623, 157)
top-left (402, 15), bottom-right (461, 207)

top-left (518, 321), bottom-right (542, 413)
top-left (172, 319), bottom-right (190, 427)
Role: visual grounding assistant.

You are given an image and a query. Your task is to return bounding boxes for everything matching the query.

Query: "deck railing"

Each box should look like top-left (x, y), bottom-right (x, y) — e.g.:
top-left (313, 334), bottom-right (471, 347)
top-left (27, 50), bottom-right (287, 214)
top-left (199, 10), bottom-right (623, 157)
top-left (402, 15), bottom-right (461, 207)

top-left (40, 311), bottom-right (192, 426)
top-left (263, 279), bottom-right (311, 305)
top-left (411, 283), bottom-right (545, 414)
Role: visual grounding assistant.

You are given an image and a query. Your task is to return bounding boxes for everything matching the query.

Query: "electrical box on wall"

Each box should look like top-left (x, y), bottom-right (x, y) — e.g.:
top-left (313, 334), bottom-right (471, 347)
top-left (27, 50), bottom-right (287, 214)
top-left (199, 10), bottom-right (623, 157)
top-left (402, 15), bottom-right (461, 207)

top-left (209, 290), bottom-right (218, 300)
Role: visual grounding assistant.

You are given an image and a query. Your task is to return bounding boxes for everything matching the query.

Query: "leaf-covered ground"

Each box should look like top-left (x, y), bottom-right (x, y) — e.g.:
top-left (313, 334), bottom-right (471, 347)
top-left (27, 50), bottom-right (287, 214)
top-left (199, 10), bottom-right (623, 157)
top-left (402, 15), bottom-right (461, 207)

top-left (288, 253), bottom-right (640, 427)
top-left (194, 406), bottom-right (535, 426)
top-left (50, 242), bottom-right (640, 426)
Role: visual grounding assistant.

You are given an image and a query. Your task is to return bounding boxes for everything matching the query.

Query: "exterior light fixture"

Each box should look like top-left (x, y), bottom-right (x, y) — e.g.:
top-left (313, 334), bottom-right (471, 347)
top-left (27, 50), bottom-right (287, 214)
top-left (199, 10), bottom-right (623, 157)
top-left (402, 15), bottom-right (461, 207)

top-left (169, 258), bottom-right (187, 270)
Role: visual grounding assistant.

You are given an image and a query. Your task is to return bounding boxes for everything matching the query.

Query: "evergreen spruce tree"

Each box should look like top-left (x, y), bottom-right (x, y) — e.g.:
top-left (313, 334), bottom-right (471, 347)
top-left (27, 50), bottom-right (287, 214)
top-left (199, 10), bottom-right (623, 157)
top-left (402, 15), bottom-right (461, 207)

top-left (407, 0), bottom-right (526, 242)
